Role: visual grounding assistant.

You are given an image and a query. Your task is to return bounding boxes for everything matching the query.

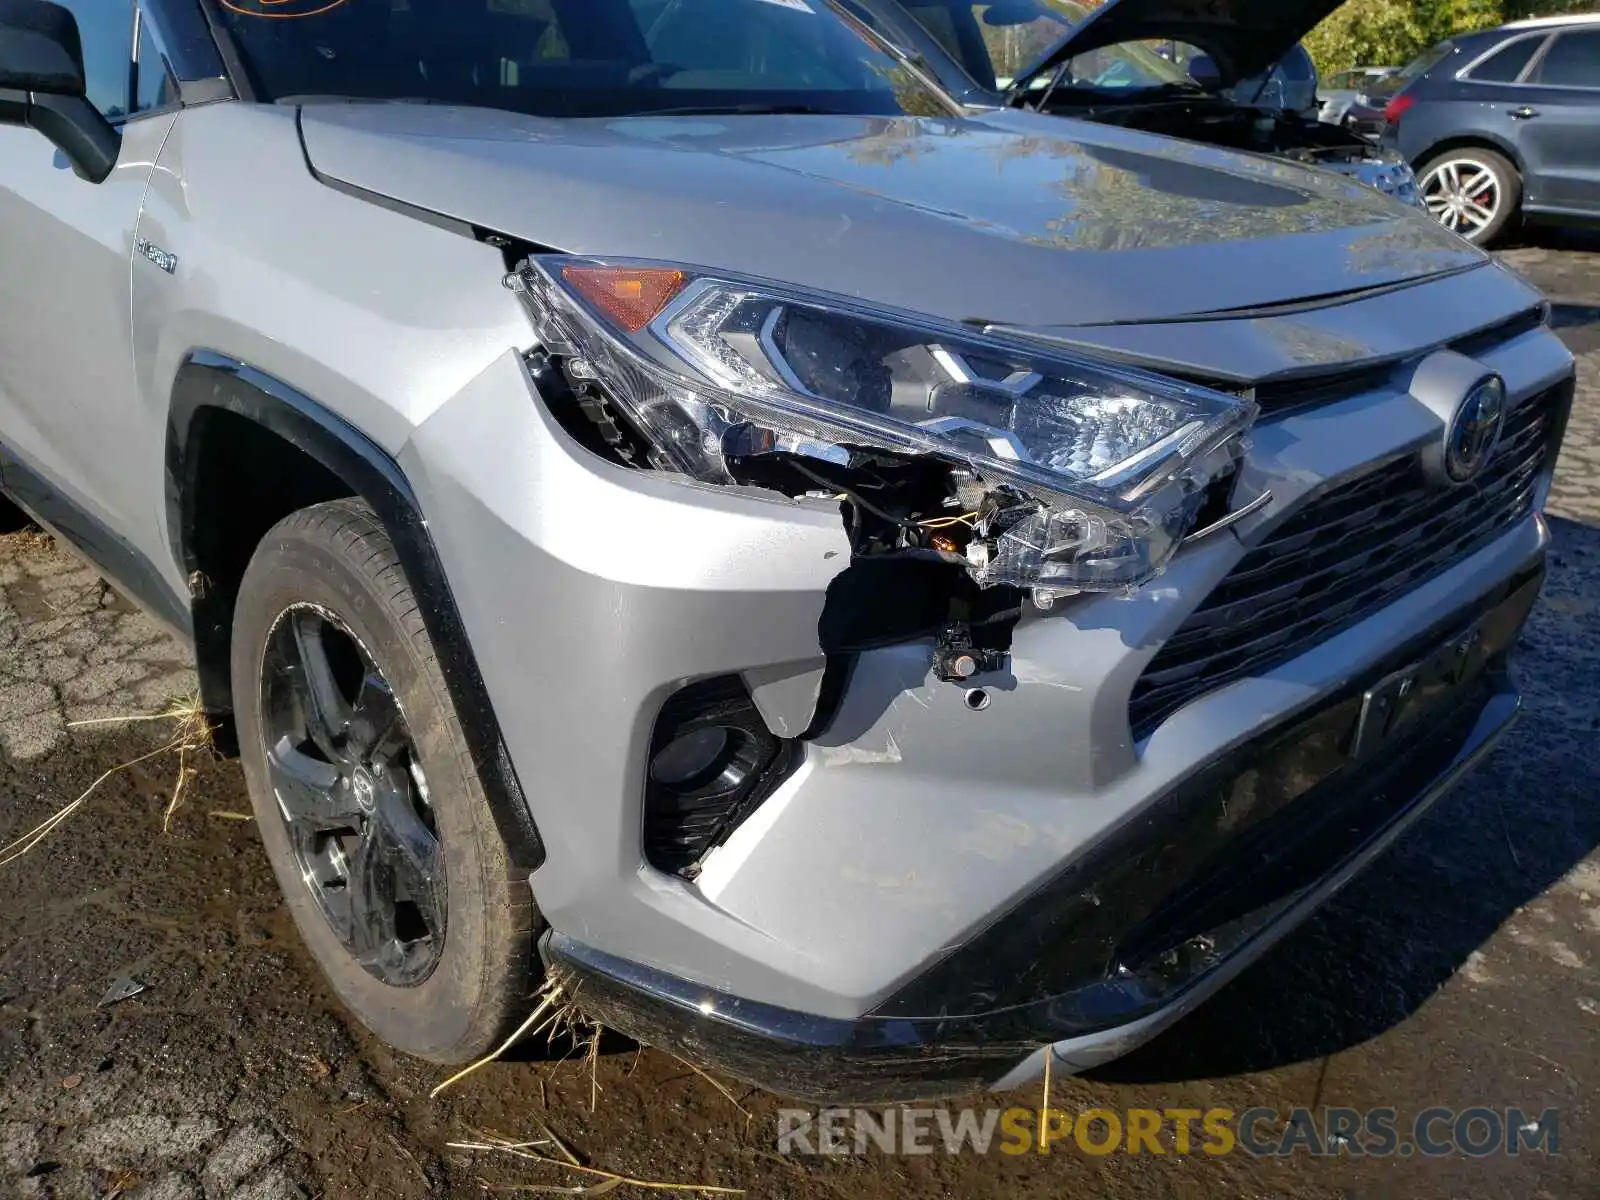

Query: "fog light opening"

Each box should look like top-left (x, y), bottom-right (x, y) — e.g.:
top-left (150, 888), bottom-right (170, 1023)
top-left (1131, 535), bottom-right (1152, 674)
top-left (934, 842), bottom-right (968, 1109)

top-left (643, 677), bottom-right (803, 877)
top-left (649, 726), bottom-right (735, 790)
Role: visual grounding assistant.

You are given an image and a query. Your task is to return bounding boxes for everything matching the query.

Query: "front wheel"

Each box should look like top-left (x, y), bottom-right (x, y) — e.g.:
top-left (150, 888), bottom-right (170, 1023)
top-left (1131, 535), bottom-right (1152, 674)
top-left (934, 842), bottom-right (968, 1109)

top-left (1418, 148), bottom-right (1521, 245)
top-left (232, 498), bottom-right (538, 1063)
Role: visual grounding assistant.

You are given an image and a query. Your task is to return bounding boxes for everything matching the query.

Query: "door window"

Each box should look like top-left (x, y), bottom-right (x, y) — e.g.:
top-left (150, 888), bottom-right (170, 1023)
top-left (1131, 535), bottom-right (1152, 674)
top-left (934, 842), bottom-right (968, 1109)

top-left (48, 0), bottom-right (136, 120)
top-left (1465, 35), bottom-right (1543, 84)
top-left (133, 10), bottom-right (179, 114)
top-left (1532, 30), bottom-right (1600, 88)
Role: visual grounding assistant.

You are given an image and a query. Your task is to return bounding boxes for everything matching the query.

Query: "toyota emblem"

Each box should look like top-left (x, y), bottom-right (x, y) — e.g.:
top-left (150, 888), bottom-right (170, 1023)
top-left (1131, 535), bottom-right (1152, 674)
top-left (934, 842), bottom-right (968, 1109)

top-left (1444, 375), bottom-right (1506, 484)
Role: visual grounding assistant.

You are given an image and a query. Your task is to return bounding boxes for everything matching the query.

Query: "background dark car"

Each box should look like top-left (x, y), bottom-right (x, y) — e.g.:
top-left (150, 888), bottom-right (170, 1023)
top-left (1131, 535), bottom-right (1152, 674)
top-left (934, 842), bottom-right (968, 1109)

top-left (1318, 65), bottom-right (1398, 126)
top-left (1378, 15), bottom-right (1600, 244)
top-left (1343, 92), bottom-right (1390, 141)
top-left (1205, 43), bottom-right (1322, 117)
top-left (1244, 45), bottom-right (1321, 115)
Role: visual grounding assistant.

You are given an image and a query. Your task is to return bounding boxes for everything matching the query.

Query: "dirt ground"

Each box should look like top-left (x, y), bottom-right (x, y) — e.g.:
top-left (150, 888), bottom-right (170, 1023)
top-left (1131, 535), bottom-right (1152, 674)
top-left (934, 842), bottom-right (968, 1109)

top-left (2, 232), bottom-right (1598, 1199)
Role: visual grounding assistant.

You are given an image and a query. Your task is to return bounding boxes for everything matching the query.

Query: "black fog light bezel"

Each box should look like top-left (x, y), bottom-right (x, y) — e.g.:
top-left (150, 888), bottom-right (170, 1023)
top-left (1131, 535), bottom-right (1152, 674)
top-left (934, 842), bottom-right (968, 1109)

top-left (643, 677), bottom-right (802, 879)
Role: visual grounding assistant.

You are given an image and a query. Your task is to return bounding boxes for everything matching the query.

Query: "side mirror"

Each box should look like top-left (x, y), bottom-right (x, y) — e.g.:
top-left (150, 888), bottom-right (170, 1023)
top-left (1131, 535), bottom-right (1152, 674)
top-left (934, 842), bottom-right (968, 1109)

top-left (0, 0), bottom-right (120, 183)
top-left (1188, 54), bottom-right (1221, 88)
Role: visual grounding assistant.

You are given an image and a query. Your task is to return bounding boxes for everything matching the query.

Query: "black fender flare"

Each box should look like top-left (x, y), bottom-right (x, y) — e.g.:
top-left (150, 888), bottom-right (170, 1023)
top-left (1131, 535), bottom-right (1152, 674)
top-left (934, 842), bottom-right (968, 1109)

top-left (166, 351), bottom-right (546, 869)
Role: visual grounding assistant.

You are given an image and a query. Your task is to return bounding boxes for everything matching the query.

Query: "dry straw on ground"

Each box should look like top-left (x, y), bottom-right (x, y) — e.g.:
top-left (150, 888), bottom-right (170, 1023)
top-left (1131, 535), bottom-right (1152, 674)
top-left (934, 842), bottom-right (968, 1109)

top-left (433, 976), bottom-right (748, 1194)
top-left (430, 977), bottom-right (576, 1099)
top-left (0, 695), bottom-right (213, 868)
top-left (448, 1128), bottom-right (745, 1196)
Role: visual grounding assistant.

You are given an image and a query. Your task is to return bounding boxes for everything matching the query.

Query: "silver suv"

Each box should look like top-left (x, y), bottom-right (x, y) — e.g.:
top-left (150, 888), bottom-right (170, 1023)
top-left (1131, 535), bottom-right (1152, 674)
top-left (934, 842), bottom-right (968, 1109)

top-left (0, 0), bottom-right (1575, 1103)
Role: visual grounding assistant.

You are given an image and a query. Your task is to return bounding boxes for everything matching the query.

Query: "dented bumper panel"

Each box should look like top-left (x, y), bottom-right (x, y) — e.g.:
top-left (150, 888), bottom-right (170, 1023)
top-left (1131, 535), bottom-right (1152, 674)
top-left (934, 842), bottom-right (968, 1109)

top-left (399, 270), bottom-right (1570, 1057)
top-left (544, 580), bottom-right (1533, 1103)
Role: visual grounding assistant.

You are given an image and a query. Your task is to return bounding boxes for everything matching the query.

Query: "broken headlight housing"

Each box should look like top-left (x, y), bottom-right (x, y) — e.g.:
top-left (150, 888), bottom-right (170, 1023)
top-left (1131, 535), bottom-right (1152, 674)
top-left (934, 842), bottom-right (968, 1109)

top-left (510, 257), bottom-right (1255, 594)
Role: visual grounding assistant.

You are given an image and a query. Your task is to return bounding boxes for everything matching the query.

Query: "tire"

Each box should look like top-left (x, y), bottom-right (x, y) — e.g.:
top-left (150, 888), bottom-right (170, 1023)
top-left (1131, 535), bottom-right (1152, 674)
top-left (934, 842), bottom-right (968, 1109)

top-left (232, 498), bottom-right (538, 1064)
top-left (1417, 147), bottom-right (1522, 246)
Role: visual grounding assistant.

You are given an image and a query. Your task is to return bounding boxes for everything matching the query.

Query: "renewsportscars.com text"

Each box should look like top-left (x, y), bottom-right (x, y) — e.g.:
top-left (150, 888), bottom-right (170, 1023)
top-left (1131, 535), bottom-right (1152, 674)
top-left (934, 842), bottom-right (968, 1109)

top-left (776, 1105), bottom-right (1560, 1159)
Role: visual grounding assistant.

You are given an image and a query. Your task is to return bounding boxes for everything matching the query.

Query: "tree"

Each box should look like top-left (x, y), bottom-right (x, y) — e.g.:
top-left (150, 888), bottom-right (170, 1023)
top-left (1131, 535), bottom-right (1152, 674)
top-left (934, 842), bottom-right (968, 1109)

top-left (1076, 0), bottom-right (1587, 75)
top-left (1307, 0), bottom-right (1597, 73)
top-left (1306, 0), bottom-right (1503, 73)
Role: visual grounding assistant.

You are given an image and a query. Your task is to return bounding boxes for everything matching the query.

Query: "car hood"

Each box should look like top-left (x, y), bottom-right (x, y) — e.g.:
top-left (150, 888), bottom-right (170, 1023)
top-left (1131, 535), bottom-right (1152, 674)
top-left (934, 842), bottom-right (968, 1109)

top-left (1012, 0), bottom-right (1344, 92)
top-left (299, 105), bottom-right (1484, 328)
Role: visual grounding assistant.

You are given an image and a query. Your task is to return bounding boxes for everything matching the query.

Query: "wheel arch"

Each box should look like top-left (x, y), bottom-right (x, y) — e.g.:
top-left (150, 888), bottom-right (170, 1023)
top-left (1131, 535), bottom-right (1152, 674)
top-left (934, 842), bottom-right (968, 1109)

top-left (166, 351), bottom-right (546, 868)
top-left (1415, 133), bottom-right (1527, 179)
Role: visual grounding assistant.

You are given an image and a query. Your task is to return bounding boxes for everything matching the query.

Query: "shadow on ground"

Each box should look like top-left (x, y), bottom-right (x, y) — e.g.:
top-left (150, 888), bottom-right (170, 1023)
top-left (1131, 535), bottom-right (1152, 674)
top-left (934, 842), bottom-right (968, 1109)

top-left (1551, 303), bottom-right (1600, 355)
top-left (1095, 513), bottom-right (1600, 1084)
top-left (1506, 226), bottom-right (1600, 254)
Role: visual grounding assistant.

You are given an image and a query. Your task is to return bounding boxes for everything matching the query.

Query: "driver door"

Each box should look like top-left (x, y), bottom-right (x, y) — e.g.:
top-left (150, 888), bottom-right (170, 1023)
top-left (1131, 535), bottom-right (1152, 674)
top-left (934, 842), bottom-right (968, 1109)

top-left (0, 0), bottom-right (181, 597)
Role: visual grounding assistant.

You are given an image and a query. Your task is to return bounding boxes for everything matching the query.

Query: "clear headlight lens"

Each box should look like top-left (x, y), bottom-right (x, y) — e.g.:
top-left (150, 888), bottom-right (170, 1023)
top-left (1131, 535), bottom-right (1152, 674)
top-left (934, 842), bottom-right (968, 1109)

top-left (510, 258), bottom-right (1256, 594)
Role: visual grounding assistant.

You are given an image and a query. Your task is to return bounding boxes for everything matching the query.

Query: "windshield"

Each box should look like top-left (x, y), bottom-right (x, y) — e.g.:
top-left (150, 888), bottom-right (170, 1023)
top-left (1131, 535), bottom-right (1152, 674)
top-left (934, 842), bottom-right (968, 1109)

top-left (1228, 46), bottom-right (1315, 110)
top-left (894, 2), bottom-right (1188, 95)
top-left (1057, 39), bottom-right (1191, 93)
top-left (893, 1), bottom-right (1081, 89)
top-left (214, 0), bottom-right (950, 118)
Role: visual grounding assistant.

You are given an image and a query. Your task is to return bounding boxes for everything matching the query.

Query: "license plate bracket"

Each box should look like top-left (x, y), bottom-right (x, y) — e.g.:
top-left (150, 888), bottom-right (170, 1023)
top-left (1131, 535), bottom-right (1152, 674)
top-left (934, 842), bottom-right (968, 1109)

top-left (1349, 618), bottom-right (1487, 760)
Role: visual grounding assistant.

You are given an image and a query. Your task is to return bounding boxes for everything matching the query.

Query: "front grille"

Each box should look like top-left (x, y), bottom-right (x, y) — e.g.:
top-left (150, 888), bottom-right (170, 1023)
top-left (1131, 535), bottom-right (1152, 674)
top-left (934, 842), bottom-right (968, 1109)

top-left (1248, 362), bottom-right (1396, 416)
top-left (1130, 385), bottom-right (1560, 737)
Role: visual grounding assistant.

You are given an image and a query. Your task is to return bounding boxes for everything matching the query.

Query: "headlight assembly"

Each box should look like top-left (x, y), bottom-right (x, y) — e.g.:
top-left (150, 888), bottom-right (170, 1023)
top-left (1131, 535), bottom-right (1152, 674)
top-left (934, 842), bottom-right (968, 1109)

top-left (1362, 153), bottom-right (1423, 209)
top-left (509, 257), bottom-right (1256, 596)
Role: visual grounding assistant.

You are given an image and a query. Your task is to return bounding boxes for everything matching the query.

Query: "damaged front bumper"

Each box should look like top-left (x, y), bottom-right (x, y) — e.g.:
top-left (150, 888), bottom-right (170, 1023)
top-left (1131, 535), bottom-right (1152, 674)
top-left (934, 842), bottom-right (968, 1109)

top-left (543, 572), bottom-right (1535, 1102)
top-left (398, 263), bottom-right (1571, 1104)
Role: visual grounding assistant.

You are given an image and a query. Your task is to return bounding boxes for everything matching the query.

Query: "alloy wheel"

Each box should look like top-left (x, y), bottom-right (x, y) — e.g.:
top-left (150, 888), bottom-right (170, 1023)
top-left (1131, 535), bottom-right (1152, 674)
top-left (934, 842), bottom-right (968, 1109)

top-left (1420, 158), bottom-right (1502, 240)
top-left (259, 604), bottom-right (446, 987)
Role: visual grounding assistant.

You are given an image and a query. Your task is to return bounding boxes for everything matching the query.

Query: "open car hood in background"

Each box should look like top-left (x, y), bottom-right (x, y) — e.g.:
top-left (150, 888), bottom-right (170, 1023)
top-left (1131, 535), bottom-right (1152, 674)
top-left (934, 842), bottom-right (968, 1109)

top-left (1010, 0), bottom-right (1344, 93)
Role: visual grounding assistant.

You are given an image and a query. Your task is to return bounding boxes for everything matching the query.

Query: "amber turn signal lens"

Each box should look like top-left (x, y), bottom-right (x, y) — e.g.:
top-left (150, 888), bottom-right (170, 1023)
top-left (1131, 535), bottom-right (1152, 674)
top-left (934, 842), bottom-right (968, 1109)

top-left (561, 265), bottom-right (688, 333)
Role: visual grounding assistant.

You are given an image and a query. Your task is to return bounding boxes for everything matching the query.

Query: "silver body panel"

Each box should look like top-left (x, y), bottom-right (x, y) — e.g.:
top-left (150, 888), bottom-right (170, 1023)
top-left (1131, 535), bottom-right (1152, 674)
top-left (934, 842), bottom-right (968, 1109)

top-left (0, 94), bottom-right (1572, 1085)
top-left (0, 113), bottom-right (179, 571)
top-left (404, 308), bottom-right (1563, 1020)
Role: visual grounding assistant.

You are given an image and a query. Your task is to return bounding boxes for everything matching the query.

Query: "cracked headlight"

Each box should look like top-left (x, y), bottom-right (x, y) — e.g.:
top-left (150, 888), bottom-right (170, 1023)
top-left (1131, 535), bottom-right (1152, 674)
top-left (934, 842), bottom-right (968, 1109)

top-left (510, 257), bottom-right (1256, 594)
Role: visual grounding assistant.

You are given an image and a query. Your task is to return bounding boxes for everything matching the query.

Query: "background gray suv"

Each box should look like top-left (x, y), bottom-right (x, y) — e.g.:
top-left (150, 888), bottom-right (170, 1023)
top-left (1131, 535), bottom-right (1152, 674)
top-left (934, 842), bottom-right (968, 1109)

top-left (1378, 15), bottom-right (1600, 243)
top-left (0, 0), bottom-right (1575, 1102)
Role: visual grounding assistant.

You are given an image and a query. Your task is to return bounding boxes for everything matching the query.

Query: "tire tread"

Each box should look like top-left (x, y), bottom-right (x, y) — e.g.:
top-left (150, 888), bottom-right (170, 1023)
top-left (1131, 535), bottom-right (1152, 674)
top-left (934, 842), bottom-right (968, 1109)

top-left (232, 497), bottom-right (539, 1064)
